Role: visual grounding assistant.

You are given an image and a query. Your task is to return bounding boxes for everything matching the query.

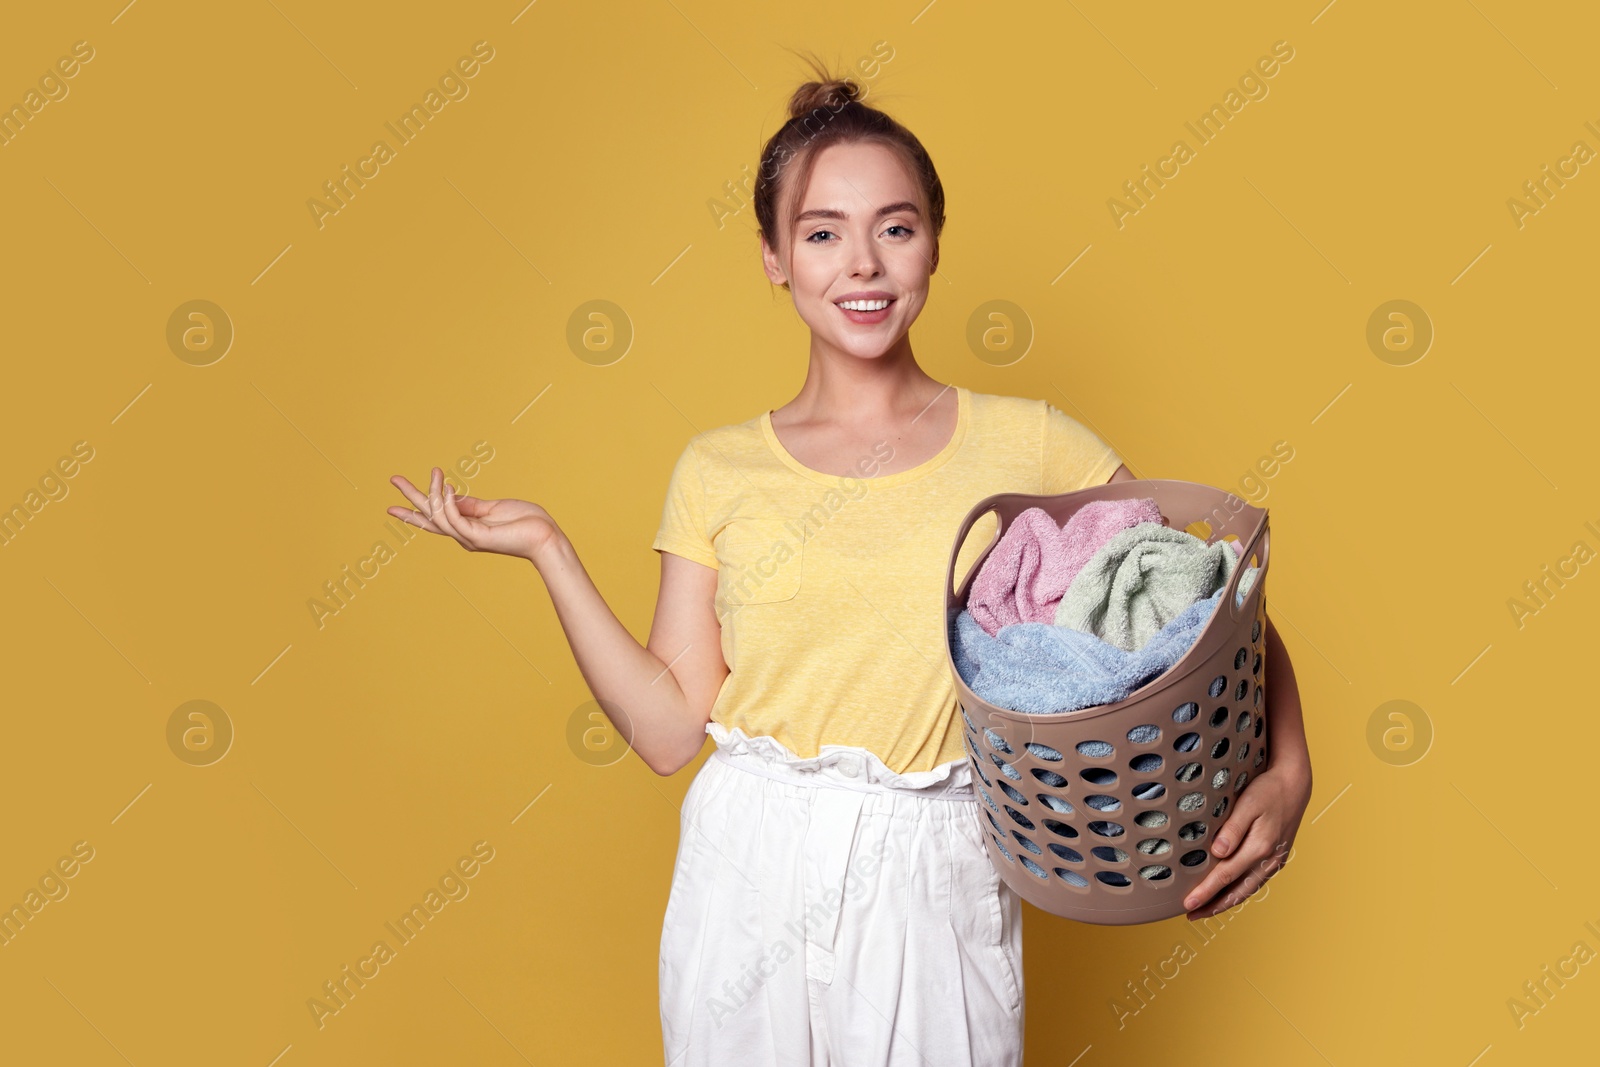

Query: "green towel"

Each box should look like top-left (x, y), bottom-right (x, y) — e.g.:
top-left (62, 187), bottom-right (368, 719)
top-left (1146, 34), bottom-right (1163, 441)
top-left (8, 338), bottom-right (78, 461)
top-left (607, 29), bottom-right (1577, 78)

top-left (1053, 522), bottom-right (1252, 651)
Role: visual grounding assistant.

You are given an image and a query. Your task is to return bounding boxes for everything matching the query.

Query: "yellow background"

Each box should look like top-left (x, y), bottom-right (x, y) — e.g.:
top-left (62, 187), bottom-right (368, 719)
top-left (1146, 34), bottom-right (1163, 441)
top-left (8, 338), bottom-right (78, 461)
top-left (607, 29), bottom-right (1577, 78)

top-left (1, 0), bottom-right (1595, 1063)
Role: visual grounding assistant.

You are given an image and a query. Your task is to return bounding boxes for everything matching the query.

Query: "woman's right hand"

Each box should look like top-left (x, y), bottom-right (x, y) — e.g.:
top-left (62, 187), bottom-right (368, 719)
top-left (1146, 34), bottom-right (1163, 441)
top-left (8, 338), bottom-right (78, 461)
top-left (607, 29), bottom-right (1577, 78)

top-left (388, 466), bottom-right (561, 562)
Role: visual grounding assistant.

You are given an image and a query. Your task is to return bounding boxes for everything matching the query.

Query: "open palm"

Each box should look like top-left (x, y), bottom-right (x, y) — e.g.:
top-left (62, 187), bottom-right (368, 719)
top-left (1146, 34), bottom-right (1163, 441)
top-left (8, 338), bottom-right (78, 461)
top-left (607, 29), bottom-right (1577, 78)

top-left (387, 467), bottom-right (558, 560)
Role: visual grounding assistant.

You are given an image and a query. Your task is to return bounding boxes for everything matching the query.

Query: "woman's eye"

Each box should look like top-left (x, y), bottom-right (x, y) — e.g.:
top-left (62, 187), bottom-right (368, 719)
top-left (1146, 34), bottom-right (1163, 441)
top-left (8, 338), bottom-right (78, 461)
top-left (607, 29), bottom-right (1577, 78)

top-left (805, 225), bottom-right (914, 243)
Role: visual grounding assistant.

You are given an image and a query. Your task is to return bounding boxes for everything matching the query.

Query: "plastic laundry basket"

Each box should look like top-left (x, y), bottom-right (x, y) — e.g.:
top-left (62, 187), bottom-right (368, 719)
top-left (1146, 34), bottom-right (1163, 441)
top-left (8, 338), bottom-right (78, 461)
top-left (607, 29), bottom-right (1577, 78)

top-left (944, 479), bottom-right (1270, 926)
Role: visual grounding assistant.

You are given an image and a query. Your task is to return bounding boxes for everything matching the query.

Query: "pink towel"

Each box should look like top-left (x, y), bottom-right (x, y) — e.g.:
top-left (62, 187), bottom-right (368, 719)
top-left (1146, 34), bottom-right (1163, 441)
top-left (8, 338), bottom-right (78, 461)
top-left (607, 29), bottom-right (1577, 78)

top-left (967, 497), bottom-right (1162, 636)
top-left (1058, 497), bottom-right (1164, 590)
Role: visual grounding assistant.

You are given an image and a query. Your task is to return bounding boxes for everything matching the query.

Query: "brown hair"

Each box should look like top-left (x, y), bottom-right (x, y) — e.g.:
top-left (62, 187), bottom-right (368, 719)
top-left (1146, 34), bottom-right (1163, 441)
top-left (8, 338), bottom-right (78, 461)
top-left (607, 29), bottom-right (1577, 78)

top-left (754, 54), bottom-right (945, 291)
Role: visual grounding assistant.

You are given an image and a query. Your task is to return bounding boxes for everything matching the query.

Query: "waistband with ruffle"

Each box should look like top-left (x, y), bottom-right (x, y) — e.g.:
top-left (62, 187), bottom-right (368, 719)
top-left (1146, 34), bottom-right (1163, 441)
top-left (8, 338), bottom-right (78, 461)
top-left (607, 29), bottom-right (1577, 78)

top-left (707, 720), bottom-right (976, 801)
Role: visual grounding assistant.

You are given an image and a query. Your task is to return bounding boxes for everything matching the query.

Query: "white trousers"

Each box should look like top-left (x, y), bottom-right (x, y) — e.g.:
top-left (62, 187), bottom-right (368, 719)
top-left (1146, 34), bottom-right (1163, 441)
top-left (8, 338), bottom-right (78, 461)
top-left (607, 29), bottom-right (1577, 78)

top-left (659, 722), bottom-right (1025, 1066)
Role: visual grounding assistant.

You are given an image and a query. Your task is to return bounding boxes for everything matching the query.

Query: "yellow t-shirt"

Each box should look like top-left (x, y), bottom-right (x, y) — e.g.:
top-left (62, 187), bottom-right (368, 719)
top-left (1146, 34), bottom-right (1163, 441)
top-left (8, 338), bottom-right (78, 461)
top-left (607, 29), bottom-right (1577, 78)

top-left (651, 385), bottom-right (1123, 775)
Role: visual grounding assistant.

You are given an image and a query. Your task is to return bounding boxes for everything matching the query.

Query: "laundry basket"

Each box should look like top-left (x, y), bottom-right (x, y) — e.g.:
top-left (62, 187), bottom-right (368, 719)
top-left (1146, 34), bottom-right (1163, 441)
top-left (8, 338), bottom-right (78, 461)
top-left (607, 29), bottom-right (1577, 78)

top-left (945, 480), bottom-right (1270, 926)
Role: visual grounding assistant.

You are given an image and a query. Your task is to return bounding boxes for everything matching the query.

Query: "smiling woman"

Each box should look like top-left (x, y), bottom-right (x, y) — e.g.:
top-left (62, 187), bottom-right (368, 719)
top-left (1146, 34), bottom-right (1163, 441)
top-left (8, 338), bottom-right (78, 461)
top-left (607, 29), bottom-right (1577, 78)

top-left (644, 62), bottom-right (1048, 1067)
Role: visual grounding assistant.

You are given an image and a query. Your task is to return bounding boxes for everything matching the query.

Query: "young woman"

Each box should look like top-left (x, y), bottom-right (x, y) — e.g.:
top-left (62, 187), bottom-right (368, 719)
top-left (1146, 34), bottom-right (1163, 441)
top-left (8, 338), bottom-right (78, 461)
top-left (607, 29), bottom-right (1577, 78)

top-left (389, 66), bottom-right (1313, 1067)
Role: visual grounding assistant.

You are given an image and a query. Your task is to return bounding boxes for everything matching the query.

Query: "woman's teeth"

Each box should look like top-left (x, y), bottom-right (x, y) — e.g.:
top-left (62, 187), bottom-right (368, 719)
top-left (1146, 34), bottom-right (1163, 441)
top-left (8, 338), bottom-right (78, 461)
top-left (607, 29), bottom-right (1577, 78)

top-left (836, 299), bottom-right (892, 311)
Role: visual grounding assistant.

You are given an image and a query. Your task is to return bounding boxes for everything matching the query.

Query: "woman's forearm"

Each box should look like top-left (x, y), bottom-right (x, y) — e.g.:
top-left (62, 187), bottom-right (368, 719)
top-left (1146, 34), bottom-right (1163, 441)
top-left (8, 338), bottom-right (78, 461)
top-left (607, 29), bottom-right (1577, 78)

top-left (1262, 615), bottom-right (1311, 779)
top-left (529, 535), bottom-right (706, 775)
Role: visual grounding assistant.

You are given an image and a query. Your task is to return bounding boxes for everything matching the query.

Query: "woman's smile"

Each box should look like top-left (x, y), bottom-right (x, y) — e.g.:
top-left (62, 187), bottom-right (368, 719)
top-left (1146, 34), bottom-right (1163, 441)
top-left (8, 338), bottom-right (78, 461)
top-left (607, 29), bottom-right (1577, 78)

top-left (833, 291), bottom-right (897, 324)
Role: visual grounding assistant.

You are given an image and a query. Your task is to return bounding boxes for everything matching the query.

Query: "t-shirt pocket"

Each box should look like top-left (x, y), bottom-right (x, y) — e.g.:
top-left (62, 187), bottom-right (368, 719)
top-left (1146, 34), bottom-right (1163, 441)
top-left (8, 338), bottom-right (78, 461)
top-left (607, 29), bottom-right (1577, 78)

top-left (714, 517), bottom-right (804, 610)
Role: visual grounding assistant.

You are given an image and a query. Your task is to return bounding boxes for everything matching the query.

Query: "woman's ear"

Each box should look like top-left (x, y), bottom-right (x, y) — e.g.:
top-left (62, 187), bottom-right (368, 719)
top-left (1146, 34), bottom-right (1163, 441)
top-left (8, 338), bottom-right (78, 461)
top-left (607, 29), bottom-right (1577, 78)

top-left (761, 235), bottom-right (787, 287)
top-left (759, 234), bottom-right (789, 288)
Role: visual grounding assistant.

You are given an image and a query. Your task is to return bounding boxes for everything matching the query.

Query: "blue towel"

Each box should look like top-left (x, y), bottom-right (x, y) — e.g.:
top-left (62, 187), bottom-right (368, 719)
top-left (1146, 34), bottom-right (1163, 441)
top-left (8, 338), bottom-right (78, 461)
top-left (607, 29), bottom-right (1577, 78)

top-left (951, 568), bottom-right (1258, 715)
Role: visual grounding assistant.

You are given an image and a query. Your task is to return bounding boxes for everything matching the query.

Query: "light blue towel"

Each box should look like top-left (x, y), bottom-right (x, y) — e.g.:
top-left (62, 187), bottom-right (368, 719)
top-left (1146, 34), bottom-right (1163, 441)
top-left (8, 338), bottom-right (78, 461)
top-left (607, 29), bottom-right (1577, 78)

top-left (952, 568), bottom-right (1258, 715)
top-left (1054, 522), bottom-right (1254, 652)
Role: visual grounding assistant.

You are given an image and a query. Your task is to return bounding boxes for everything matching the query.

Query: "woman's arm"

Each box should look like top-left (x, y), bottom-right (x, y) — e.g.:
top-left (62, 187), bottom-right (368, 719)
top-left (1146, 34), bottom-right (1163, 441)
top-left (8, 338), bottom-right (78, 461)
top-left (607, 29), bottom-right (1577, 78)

top-left (1183, 618), bottom-right (1312, 918)
top-left (534, 538), bottom-right (728, 776)
top-left (1258, 618), bottom-right (1311, 778)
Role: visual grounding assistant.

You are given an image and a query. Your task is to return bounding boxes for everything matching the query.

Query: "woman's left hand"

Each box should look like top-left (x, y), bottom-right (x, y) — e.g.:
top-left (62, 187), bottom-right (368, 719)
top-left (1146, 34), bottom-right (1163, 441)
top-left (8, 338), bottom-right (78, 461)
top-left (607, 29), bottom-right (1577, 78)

top-left (1180, 760), bottom-right (1312, 920)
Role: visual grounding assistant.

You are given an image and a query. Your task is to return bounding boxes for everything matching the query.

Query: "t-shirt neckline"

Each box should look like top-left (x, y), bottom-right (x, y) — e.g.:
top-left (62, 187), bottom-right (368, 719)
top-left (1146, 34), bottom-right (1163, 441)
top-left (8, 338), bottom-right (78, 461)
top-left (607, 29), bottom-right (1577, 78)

top-left (759, 384), bottom-right (970, 488)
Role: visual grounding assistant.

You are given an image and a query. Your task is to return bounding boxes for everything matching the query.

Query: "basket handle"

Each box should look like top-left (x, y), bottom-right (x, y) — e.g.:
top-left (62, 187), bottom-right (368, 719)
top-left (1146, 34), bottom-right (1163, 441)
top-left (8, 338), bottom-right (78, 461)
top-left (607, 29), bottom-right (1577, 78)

top-left (947, 500), bottom-right (1003, 603)
top-left (1221, 509), bottom-right (1270, 623)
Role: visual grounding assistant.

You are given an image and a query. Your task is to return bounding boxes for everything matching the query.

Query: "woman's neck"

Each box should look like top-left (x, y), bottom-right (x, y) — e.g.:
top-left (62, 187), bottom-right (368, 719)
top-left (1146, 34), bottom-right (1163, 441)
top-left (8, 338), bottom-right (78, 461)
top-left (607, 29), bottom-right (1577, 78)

top-left (778, 336), bottom-right (945, 426)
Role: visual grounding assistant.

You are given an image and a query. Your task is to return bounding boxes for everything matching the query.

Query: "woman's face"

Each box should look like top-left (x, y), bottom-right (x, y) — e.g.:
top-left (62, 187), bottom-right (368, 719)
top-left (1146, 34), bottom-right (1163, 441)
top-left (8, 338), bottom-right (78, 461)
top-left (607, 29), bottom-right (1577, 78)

top-left (761, 140), bottom-right (938, 360)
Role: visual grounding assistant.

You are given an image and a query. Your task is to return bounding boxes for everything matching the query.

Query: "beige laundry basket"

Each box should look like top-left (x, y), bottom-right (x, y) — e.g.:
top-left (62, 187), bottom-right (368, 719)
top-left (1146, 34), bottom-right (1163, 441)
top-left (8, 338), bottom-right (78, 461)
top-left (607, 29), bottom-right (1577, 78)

top-left (945, 480), bottom-right (1270, 926)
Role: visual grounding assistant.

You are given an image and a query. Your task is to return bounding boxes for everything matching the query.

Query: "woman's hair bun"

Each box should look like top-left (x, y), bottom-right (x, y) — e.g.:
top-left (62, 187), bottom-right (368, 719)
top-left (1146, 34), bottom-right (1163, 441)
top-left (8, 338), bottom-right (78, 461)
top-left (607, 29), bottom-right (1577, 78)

top-left (787, 77), bottom-right (861, 120)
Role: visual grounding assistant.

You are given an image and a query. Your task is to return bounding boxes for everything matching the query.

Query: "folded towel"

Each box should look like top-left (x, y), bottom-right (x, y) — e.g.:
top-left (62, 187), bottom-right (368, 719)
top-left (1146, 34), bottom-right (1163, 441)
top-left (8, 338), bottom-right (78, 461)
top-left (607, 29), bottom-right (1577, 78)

top-left (967, 509), bottom-right (1072, 636)
top-left (1057, 497), bottom-right (1165, 589)
top-left (952, 584), bottom-right (1242, 714)
top-left (967, 498), bottom-right (1162, 636)
top-left (1054, 522), bottom-right (1244, 652)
